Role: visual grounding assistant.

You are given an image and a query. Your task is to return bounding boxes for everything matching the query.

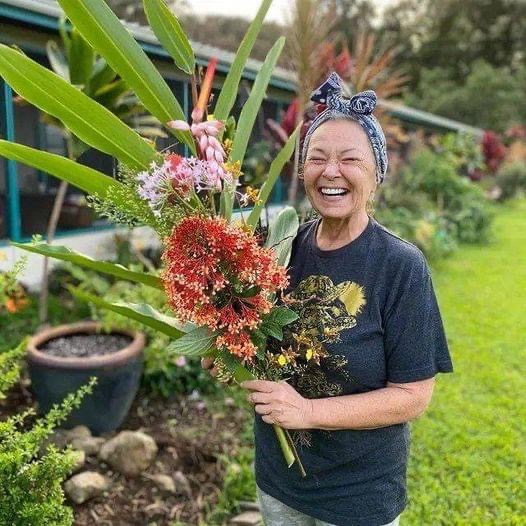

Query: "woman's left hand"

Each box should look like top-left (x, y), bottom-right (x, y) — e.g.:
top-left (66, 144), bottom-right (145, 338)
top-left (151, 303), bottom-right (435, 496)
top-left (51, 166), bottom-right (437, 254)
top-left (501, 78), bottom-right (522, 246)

top-left (241, 380), bottom-right (314, 429)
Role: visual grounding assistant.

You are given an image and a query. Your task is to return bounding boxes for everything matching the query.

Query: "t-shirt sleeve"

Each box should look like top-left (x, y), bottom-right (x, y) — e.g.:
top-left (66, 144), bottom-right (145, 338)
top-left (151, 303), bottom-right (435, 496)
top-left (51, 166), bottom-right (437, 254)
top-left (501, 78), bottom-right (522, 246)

top-left (383, 249), bottom-right (453, 383)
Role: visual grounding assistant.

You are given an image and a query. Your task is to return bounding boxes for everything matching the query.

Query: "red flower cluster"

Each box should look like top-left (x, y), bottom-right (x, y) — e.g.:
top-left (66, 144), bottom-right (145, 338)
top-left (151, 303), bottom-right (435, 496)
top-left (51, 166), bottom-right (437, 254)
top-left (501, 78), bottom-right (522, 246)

top-left (162, 216), bottom-right (289, 360)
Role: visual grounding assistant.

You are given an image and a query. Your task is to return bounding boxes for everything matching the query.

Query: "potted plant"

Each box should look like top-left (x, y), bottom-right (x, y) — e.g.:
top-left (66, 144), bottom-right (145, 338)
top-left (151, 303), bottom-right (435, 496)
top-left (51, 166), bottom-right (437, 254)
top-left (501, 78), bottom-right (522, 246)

top-left (27, 321), bottom-right (145, 434)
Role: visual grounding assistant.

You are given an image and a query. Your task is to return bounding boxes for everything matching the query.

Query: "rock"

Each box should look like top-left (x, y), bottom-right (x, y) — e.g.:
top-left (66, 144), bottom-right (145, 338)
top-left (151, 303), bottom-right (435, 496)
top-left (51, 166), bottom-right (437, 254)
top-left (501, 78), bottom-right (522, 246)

top-left (71, 436), bottom-right (106, 456)
top-left (69, 450), bottom-right (86, 474)
top-left (229, 511), bottom-right (263, 525)
top-left (43, 425), bottom-right (92, 453)
top-left (99, 431), bottom-right (158, 477)
top-left (173, 470), bottom-right (192, 495)
top-left (146, 474), bottom-right (176, 494)
top-left (64, 471), bottom-right (111, 504)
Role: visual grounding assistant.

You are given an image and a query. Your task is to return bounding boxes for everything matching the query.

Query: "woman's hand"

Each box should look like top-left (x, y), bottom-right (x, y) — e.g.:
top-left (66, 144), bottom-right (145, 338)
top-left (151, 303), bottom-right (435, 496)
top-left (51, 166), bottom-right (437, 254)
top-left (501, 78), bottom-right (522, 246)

top-left (241, 380), bottom-right (314, 430)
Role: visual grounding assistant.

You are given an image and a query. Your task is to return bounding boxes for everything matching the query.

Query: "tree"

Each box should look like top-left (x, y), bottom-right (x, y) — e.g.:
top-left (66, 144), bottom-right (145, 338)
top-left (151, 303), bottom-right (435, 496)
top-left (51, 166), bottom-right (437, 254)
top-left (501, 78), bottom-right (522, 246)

top-left (405, 60), bottom-right (526, 133)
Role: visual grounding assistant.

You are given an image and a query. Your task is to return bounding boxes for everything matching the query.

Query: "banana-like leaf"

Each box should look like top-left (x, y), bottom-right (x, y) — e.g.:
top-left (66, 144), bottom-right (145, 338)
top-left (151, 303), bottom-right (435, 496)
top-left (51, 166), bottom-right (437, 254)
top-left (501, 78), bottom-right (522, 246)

top-left (246, 124), bottom-right (301, 229)
top-left (0, 44), bottom-right (158, 170)
top-left (57, 0), bottom-right (195, 153)
top-left (143, 0), bottom-right (195, 75)
top-left (167, 326), bottom-right (217, 357)
top-left (264, 207), bottom-right (300, 267)
top-left (213, 0), bottom-right (273, 122)
top-left (12, 243), bottom-right (163, 290)
top-left (0, 141), bottom-right (121, 198)
top-left (70, 288), bottom-right (185, 339)
top-left (230, 38), bottom-right (285, 166)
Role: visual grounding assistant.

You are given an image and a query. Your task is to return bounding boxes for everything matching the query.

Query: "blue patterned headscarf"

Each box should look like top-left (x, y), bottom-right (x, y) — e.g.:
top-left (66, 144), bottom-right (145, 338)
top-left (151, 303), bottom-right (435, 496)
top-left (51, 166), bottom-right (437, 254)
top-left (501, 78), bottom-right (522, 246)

top-left (301, 72), bottom-right (388, 184)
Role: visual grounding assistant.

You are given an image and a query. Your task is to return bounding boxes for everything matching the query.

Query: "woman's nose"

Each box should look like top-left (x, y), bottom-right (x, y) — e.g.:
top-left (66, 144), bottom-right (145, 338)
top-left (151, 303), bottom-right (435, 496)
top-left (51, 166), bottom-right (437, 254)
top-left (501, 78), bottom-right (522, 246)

top-left (322, 160), bottom-right (341, 178)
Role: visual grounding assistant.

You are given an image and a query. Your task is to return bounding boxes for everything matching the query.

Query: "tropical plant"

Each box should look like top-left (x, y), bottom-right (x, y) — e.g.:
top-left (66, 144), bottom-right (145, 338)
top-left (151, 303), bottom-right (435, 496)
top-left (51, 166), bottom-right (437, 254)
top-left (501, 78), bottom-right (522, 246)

top-left (0, 341), bottom-right (95, 526)
top-left (0, 0), bottom-right (303, 472)
top-left (36, 17), bottom-right (166, 324)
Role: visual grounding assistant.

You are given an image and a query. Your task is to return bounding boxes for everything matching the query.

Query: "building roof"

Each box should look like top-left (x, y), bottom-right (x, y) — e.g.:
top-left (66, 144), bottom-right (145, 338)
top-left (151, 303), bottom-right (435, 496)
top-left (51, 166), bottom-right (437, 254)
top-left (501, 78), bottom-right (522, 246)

top-left (0, 0), bottom-right (484, 136)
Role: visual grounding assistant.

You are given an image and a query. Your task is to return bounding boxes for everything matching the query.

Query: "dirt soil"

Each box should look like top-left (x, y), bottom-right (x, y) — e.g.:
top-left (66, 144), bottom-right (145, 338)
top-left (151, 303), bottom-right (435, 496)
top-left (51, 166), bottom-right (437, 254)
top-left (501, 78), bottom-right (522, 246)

top-left (0, 379), bottom-right (251, 526)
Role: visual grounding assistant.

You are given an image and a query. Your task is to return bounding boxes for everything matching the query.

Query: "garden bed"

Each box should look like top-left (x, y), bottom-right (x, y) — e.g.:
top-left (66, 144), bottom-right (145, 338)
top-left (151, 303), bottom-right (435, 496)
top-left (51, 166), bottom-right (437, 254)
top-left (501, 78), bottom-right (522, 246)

top-left (0, 378), bottom-right (254, 526)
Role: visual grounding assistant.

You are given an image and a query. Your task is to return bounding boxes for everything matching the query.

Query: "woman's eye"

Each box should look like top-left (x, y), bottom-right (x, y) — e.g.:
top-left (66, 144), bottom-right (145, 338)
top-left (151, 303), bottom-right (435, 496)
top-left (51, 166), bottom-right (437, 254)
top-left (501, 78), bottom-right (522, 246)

top-left (341, 158), bottom-right (360, 163)
top-left (308, 158), bottom-right (326, 163)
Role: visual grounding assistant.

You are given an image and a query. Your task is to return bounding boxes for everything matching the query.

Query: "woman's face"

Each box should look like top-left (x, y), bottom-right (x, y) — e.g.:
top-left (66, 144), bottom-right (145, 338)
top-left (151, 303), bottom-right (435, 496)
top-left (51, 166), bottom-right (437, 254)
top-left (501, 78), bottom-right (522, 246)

top-left (303, 119), bottom-right (377, 221)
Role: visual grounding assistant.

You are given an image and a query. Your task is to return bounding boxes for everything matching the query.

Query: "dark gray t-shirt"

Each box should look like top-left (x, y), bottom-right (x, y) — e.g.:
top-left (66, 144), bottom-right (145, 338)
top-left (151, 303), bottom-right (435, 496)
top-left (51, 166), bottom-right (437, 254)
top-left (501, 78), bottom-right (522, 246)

top-left (254, 216), bottom-right (453, 526)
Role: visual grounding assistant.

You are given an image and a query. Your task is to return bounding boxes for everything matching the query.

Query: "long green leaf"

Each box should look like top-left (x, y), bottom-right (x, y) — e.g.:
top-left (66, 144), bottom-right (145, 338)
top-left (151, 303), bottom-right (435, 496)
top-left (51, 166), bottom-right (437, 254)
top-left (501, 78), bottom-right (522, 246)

top-left (246, 124), bottom-right (301, 229)
top-left (0, 141), bottom-right (120, 198)
top-left (70, 288), bottom-right (185, 339)
top-left (0, 45), bottom-right (157, 170)
top-left (264, 207), bottom-right (300, 267)
top-left (167, 326), bottom-right (216, 357)
top-left (213, 0), bottom-right (273, 122)
top-left (12, 243), bottom-right (163, 290)
top-left (58, 0), bottom-right (195, 153)
top-left (230, 38), bottom-right (285, 165)
top-left (69, 27), bottom-right (95, 87)
top-left (143, 0), bottom-right (195, 75)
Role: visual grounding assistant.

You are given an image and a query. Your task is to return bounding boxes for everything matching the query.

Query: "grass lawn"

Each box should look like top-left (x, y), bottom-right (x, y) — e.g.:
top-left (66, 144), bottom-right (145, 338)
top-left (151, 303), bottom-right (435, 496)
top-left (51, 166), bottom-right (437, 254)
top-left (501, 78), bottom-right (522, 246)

top-left (405, 200), bottom-right (526, 525)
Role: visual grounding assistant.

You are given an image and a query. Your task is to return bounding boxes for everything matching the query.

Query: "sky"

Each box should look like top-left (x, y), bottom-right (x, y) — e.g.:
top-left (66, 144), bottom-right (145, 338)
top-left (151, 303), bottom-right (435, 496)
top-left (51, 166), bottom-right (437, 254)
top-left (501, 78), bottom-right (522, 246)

top-left (185, 0), bottom-right (396, 25)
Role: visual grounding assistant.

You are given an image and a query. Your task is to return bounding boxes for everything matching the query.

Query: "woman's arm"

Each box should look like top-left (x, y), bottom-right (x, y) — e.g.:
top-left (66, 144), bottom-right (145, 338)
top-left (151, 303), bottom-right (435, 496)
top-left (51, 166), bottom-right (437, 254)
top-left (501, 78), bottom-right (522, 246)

top-left (243, 377), bottom-right (435, 430)
top-left (307, 378), bottom-right (435, 430)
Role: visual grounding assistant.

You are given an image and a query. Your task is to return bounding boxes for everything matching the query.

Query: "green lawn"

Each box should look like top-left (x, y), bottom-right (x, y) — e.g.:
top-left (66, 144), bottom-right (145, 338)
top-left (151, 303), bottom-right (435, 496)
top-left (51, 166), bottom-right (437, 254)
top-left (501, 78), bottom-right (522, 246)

top-left (405, 200), bottom-right (526, 525)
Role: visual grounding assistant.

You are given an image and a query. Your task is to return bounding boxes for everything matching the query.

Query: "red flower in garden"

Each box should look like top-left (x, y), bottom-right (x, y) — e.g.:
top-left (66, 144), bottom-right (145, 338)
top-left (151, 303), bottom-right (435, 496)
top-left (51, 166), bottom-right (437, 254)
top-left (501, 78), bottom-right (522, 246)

top-left (162, 216), bottom-right (289, 360)
top-left (166, 154), bottom-right (183, 171)
top-left (482, 131), bottom-right (506, 173)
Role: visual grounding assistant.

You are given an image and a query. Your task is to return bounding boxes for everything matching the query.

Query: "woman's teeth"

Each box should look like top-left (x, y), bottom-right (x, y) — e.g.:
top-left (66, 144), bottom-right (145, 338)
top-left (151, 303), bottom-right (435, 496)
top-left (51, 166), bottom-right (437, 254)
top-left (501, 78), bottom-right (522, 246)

top-left (320, 187), bottom-right (349, 196)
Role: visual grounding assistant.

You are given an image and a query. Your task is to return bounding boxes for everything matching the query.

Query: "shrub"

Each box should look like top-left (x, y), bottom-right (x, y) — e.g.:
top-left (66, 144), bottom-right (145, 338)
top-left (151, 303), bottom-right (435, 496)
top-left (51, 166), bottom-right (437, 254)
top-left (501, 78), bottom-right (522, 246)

top-left (496, 162), bottom-right (526, 201)
top-left (0, 341), bottom-right (95, 526)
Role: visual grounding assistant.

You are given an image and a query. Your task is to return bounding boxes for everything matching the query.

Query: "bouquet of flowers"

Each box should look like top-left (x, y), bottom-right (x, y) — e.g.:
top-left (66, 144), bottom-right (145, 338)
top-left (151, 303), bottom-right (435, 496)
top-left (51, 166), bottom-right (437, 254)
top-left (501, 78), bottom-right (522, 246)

top-left (0, 0), bottom-right (305, 473)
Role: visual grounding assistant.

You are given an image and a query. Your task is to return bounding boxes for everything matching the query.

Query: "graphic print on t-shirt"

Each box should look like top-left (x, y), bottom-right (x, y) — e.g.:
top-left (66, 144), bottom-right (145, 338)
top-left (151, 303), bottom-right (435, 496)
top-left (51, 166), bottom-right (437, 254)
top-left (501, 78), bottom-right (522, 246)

top-left (272, 274), bottom-right (367, 402)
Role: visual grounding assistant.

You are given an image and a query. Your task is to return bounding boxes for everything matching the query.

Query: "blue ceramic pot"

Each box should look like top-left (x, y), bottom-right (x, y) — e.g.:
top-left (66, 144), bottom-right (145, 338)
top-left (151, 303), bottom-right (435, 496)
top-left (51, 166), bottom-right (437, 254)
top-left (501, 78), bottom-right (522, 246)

top-left (27, 321), bottom-right (145, 435)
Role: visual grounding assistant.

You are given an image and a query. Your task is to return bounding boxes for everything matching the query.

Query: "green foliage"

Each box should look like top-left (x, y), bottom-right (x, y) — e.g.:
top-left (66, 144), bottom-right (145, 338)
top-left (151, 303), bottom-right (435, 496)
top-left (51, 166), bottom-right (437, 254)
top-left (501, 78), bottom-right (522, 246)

top-left (376, 143), bottom-right (494, 257)
top-left (57, 0), bottom-right (194, 152)
top-left (405, 60), bottom-right (526, 133)
top-left (0, 257), bottom-right (27, 308)
top-left (206, 446), bottom-right (256, 524)
top-left (496, 162), bottom-right (526, 201)
top-left (0, 348), bottom-right (95, 526)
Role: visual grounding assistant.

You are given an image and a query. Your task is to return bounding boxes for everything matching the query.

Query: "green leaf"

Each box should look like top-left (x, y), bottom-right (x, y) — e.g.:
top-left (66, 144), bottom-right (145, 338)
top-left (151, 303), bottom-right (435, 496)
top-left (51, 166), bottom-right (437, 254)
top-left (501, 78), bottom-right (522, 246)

top-left (57, 0), bottom-right (195, 153)
top-left (0, 44), bottom-right (158, 170)
top-left (143, 0), bottom-right (195, 75)
top-left (46, 41), bottom-right (70, 82)
top-left (11, 242), bottom-right (163, 290)
top-left (167, 326), bottom-right (216, 357)
top-left (69, 27), bottom-right (95, 87)
top-left (213, 0), bottom-right (273, 122)
top-left (0, 140), bottom-right (121, 198)
top-left (230, 37), bottom-right (285, 166)
top-left (264, 206), bottom-right (300, 267)
top-left (70, 288), bottom-right (185, 339)
top-left (90, 58), bottom-right (117, 95)
top-left (246, 124), bottom-right (301, 229)
top-left (266, 306), bottom-right (299, 327)
top-left (261, 320), bottom-right (283, 340)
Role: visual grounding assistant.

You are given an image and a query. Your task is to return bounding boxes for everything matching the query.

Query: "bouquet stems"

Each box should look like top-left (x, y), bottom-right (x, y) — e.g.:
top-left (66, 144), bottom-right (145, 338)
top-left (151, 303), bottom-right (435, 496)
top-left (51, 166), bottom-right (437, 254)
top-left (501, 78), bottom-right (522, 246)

top-left (230, 359), bottom-right (306, 477)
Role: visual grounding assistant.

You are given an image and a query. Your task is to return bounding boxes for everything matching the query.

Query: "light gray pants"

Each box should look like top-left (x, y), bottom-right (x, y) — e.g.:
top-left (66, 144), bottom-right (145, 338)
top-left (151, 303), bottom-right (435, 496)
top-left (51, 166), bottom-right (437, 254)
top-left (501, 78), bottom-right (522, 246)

top-left (257, 486), bottom-right (401, 526)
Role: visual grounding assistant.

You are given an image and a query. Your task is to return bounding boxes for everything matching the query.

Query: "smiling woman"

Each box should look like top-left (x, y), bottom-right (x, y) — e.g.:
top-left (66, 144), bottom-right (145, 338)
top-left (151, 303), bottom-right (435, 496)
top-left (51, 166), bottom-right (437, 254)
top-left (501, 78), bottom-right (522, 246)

top-left (243, 73), bottom-right (454, 526)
